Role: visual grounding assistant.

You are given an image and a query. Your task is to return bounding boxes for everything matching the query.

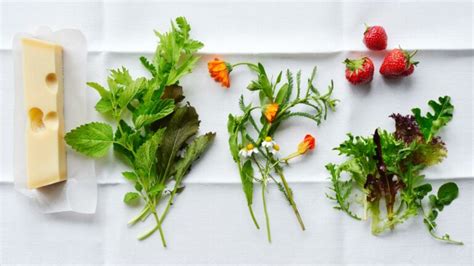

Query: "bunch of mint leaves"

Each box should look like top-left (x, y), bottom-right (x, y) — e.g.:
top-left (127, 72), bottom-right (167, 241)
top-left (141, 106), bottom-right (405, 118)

top-left (228, 64), bottom-right (338, 242)
top-left (65, 17), bottom-right (215, 247)
top-left (326, 96), bottom-right (462, 244)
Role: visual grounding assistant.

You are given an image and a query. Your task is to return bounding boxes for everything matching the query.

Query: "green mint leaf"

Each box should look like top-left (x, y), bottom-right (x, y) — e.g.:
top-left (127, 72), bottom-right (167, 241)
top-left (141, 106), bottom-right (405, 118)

top-left (132, 98), bottom-right (175, 129)
top-left (65, 122), bottom-right (114, 158)
top-left (124, 192), bottom-right (140, 205)
top-left (412, 96), bottom-right (454, 141)
top-left (95, 98), bottom-right (113, 114)
top-left (118, 77), bottom-right (145, 109)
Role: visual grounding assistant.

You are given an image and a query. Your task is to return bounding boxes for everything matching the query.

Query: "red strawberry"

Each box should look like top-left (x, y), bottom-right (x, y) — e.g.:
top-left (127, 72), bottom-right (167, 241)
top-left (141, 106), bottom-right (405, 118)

top-left (379, 48), bottom-right (418, 78)
top-left (363, 25), bottom-right (387, 50)
top-left (344, 57), bottom-right (374, 85)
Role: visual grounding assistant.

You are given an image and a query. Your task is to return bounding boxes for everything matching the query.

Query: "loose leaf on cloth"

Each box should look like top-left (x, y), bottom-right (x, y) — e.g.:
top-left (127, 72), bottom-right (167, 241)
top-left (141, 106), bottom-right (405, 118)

top-left (326, 96), bottom-right (462, 244)
top-left (64, 17), bottom-right (214, 247)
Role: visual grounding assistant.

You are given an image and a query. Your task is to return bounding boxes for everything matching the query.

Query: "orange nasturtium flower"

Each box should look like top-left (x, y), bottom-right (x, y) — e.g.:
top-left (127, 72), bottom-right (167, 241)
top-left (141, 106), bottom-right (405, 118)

top-left (208, 58), bottom-right (232, 88)
top-left (297, 134), bottom-right (316, 154)
top-left (264, 103), bottom-right (279, 123)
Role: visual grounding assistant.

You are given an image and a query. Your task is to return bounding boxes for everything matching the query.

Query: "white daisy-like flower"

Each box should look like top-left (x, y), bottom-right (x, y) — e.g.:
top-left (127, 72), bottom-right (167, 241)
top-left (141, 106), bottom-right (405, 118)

top-left (269, 143), bottom-right (280, 155)
top-left (239, 143), bottom-right (258, 158)
top-left (261, 136), bottom-right (276, 149)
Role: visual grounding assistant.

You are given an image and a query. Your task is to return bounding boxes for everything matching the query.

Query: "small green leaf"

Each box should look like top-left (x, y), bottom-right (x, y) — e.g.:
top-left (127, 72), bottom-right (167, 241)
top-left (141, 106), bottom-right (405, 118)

top-left (414, 183), bottom-right (432, 199)
top-left (149, 184), bottom-right (165, 197)
top-left (437, 182), bottom-right (459, 206)
top-left (87, 82), bottom-right (109, 99)
top-left (124, 192), bottom-right (140, 205)
top-left (65, 122), bottom-right (114, 158)
top-left (95, 98), bottom-right (113, 114)
top-left (122, 171), bottom-right (137, 182)
top-left (275, 83), bottom-right (289, 105)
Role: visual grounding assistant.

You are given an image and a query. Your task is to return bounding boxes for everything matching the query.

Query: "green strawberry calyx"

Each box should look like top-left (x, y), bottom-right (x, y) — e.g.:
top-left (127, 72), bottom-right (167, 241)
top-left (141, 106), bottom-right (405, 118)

top-left (344, 57), bottom-right (367, 74)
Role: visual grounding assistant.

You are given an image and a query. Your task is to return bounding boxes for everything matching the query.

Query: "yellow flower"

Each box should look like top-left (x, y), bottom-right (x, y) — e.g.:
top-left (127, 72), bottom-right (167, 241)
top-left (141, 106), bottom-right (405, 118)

top-left (264, 103), bottom-right (279, 123)
top-left (297, 134), bottom-right (316, 154)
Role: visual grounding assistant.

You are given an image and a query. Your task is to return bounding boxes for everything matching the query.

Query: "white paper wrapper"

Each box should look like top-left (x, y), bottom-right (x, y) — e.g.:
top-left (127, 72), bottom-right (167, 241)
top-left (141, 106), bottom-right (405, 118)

top-left (12, 27), bottom-right (96, 214)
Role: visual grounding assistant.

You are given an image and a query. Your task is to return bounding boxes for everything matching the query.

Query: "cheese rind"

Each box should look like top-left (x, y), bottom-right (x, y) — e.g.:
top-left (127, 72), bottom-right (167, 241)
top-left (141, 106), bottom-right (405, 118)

top-left (22, 38), bottom-right (67, 189)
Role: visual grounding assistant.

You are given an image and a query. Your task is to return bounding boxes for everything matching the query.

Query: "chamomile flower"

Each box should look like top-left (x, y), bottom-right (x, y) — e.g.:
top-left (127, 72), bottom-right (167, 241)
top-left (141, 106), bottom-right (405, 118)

top-left (270, 143), bottom-right (280, 155)
top-left (261, 136), bottom-right (276, 149)
top-left (239, 143), bottom-right (258, 158)
top-left (262, 136), bottom-right (280, 156)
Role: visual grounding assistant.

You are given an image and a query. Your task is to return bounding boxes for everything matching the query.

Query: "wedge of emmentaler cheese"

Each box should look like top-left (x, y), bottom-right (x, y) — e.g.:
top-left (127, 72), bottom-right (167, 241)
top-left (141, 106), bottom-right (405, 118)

top-left (22, 38), bottom-right (67, 189)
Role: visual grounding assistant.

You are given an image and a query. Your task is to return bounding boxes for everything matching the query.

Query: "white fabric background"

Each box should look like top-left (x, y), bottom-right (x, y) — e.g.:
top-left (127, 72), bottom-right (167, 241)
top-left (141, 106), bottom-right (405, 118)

top-left (0, 0), bottom-right (473, 265)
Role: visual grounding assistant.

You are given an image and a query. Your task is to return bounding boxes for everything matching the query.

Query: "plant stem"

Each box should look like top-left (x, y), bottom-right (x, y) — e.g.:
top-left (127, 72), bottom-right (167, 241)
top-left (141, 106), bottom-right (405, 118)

top-left (128, 205), bottom-right (150, 225)
top-left (138, 205), bottom-right (167, 247)
top-left (428, 229), bottom-right (463, 245)
top-left (248, 204), bottom-right (260, 229)
top-left (262, 179), bottom-right (271, 243)
top-left (275, 167), bottom-right (305, 230)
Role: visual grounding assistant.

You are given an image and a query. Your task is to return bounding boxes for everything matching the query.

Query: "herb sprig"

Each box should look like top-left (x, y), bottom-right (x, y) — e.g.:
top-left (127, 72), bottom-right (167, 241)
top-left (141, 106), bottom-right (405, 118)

top-left (65, 17), bottom-right (215, 247)
top-left (221, 62), bottom-right (338, 242)
top-left (326, 96), bottom-right (462, 244)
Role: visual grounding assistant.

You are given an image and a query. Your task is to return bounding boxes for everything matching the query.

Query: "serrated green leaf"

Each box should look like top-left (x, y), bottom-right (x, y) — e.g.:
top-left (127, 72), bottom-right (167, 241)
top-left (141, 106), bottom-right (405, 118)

top-left (132, 98), bottom-right (175, 129)
top-left (118, 77), bottom-right (145, 109)
top-left (135, 128), bottom-right (166, 178)
top-left (65, 122), bottom-right (113, 158)
top-left (95, 98), bottom-right (113, 114)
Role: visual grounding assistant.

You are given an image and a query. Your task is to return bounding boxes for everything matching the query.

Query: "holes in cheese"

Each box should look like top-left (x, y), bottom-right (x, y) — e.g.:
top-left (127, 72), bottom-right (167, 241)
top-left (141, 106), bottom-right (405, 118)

top-left (29, 107), bottom-right (45, 132)
top-left (45, 73), bottom-right (58, 92)
top-left (44, 111), bottom-right (59, 129)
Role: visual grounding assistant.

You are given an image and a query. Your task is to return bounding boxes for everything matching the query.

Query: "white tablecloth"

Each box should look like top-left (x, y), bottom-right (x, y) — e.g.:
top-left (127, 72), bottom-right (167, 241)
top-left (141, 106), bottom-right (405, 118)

top-left (1, 1), bottom-right (473, 264)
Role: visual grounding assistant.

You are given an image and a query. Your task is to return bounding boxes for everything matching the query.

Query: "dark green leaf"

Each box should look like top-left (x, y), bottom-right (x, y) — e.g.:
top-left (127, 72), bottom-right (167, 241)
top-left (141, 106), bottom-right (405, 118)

top-left (437, 182), bottom-right (459, 206)
top-left (156, 105), bottom-right (200, 177)
top-left (173, 132), bottom-right (216, 181)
